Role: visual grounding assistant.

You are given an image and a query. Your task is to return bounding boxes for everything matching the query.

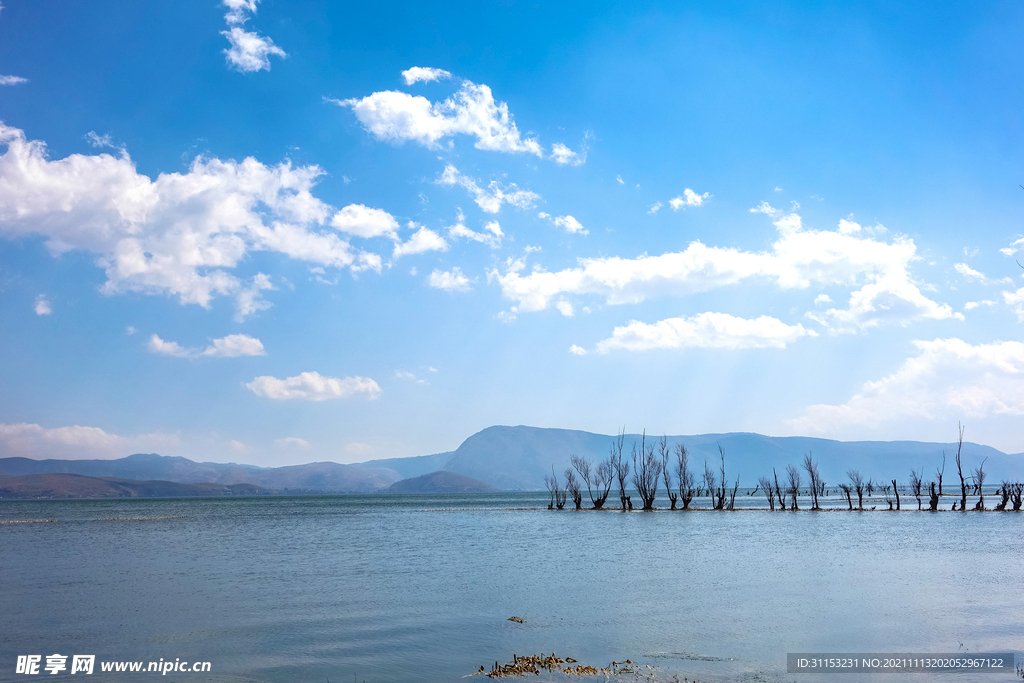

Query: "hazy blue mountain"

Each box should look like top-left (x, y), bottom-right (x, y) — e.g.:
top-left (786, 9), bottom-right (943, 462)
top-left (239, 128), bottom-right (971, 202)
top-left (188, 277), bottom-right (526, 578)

top-left (3, 425), bottom-right (1021, 493)
top-left (0, 473), bottom-right (266, 499)
top-left (386, 471), bottom-right (499, 494)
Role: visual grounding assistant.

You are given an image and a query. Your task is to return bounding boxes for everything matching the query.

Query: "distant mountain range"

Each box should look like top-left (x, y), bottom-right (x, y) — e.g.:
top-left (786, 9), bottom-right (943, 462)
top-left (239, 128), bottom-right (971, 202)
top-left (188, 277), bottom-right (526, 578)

top-left (0, 473), bottom-right (265, 499)
top-left (386, 471), bottom-right (498, 494)
top-left (1, 425), bottom-right (1021, 495)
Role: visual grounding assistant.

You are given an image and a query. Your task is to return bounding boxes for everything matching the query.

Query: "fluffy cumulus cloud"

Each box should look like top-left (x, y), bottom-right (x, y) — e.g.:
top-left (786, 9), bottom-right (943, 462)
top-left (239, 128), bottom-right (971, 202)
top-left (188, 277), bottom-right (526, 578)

top-left (538, 212), bottom-right (588, 235)
top-left (246, 371), bottom-right (382, 401)
top-left (427, 267), bottom-right (472, 292)
top-left (1000, 237), bottom-right (1024, 257)
top-left (668, 189), bottom-right (710, 210)
top-left (34, 294), bottom-right (51, 315)
top-left (789, 338), bottom-right (1024, 434)
top-left (0, 422), bottom-right (176, 459)
top-left (401, 66), bottom-right (451, 85)
top-left (338, 73), bottom-right (543, 156)
top-left (148, 333), bottom-right (266, 358)
top-left (393, 225), bottom-right (448, 258)
top-left (438, 165), bottom-right (539, 214)
top-left (596, 312), bottom-right (814, 353)
top-left (550, 143), bottom-right (585, 166)
top-left (491, 204), bottom-right (960, 333)
top-left (330, 204), bottom-right (400, 239)
top-left (0, 75), bottom-right (27, 86)
top-left (445, 212), bottom-right (503, 249)
top-left (0, 124), bottom-right (386, 318)
top-left (220, 0), bottom-right (285, 72)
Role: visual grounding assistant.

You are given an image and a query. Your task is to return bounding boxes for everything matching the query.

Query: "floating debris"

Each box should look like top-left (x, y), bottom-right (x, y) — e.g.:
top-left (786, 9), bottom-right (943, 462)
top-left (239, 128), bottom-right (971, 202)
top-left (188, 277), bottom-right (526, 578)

top-left (507, 616), bottom-right (524, 623)
top-left (470, 654), bottom-right (644, 678)
top-left (0, 519), bottom-right (57, 524)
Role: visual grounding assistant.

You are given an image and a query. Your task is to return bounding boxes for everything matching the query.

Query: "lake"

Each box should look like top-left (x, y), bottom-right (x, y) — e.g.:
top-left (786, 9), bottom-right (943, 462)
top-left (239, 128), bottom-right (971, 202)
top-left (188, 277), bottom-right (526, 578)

top-left (1, 492), bottom-right (1021, 682)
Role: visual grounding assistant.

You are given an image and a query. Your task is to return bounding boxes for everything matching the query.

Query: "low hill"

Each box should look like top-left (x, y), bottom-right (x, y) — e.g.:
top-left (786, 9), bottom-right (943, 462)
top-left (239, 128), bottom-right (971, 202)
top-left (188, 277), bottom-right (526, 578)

top-left (0, 473), bottom-right (266, 499)
top-left (386, 471), bottom-right (499, 494)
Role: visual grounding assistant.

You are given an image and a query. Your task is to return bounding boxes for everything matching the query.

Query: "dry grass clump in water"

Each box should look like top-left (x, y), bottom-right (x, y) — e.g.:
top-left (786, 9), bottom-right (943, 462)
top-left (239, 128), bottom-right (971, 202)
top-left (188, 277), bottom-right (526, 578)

top-left (471, 654), bottom-right (643, 678)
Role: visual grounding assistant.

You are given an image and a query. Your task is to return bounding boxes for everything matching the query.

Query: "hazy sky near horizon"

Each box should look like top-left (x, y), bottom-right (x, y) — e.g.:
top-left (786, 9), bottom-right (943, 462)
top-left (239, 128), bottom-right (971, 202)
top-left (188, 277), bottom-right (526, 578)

top-left (2, 0), bottom-right (1024, 465)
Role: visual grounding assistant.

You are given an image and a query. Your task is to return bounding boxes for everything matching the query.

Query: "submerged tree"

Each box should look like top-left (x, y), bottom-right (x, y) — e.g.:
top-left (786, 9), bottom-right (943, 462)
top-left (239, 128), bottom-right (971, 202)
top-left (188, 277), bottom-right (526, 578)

top-left (546, 468), bottom-right (567, 510)
top-left (954, 422), bottom-right (968, 512)
top-left (703, 460), bottom-right (718, 510)
top-left (675, 443), bottom-right (696, 509)
top-left (909, 468), bottom-right (924, 511)
top-left (891, 479), bottom-right (901, 510)
top-left (1010, 482), bottom-right (1023, 511)
top-left (571, 453), bottom-right (614, 509)
top-left (773, 467), bottom-right (787, 510)
top-left (847, 469), bottom-right (865, 510)
top-left (972, 458), bottom-right (987, 511)
top-left (785, 464), bottom-right (802, 510)
top-left (936, 452), bottom-right (946, 496)
top-left (610, 429), bottom-right (631, 511)
top-left (564, 467), bottom-right (583, 510)
top-left (659, 436), bottom-right (678, 509)
top-left (995, 481), bottom-right (1011, 511)
top-left (631, 431), bottom-right (663, 510)
top-left (758, 476), bottom-right (776, 510)
top-left (838, 482), bottom-right (854, 510)
top-left (802, 453), bottom-right (822, 510)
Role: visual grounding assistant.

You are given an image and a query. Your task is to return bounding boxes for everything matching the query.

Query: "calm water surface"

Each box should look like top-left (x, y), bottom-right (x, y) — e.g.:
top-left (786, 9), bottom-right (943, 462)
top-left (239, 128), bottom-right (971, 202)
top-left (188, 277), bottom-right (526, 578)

top-left (1, 493), bottom-right (1021, 682)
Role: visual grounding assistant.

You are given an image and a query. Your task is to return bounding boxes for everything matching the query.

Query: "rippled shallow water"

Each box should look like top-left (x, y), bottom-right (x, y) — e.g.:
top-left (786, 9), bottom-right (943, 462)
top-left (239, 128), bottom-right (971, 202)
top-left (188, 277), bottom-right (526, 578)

top-left (1, 493), bottom-right (1021, 683)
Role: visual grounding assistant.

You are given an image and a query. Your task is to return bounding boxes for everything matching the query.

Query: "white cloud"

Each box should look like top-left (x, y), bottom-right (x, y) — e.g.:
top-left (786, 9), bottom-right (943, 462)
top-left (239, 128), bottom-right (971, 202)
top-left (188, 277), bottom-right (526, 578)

top-left (394, 370), bottom-right (427, 384)
top-left (538, 212), bottom-right (588, 235)
top-left (126, 325), bottom-right (137, 335)
top-left (556, 300), bottom-right (574, 317)
top-left (428, 267), bottom-right (471, 292)
top-left (789, 338), bottom-right (1024, 434)
top-left (668, 189), bottom-right (710, 210)
top-left (445, 212), bottom-right (503, 248)
top-left (954, 262), bottom-right (1012, 285)
top-left (492, 206), bottom-right (960, 333)
top-left (246, 371), bottom-right (382, 401)
top-left (222, 27), bottom-right (285, 72)
top-left (814, 294), bottom-right (832, 305)
top-left (569, 344), bottom-right (588, 356)
top-left (1000, 237), bottom-right (1024, 257)
top-left (148, 333), bottom-right (266, 359)
top-left (234, 273), bottom-right (275, 321)
top-left (438, 164), bottom-right (539, 213)
top-left (0, 75), bottom-right (27, 86)
top-left (393, 226), bottom-right (448, 258)
top-left (330, 204), bottom-right (400, 239)
top-left (550, 143), bottom-right (585, 166)
top-left (648, 201), bottom-right (663, 214)
top-left (0, 124), bottom-right (383, 312)
top-left (34, 295), bottom-right (51, 315)
top-left (401, 66), bottom-right (451, 85)
top-left (964, 300), bottom-right (996, 310)
top-left (339, 75), bottom-right (542, 156)
top-left (229, 439), bottom-right (247, 452)
top-left (596, 312), bottom-right (814, 353)
top-left (85, 132), bottom-right (116, 149)
top-left (274, 436), bottom-right (310, 448)
top-left (1002, 287), bottom-right (1024, 320)
top-left (0, 422), bottom-right (176, 460)
top-left (220, 0), bottom-right (284, 72)
top-left (616, 175), bottom-right (624, 185)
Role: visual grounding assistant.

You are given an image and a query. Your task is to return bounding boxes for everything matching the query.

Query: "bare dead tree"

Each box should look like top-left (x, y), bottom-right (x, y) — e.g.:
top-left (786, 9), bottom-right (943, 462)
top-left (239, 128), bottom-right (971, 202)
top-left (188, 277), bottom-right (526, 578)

top-left (659, 436), bottom-right (678, 509)
top-left (802, 452), bottom-right (822, 510)
top-left (847, 469), bottom-right (865, 510)
top-left (544, 474), bottom-right (555, 509)
top-left (909, 468), bottom-right (923, 510)
top-left (773, 467), bottom-right (787, 510)
top-left (936, 452), bottom-right (945, 496)
top-left (564, 467), bottom-right (583, 510)
top-left (611, 428), bottom-right (630, 511)
top-left (785, 464), bottom-right (802, 510)
top-left (675, 443), bottom-right (696, 509)
top-left (891, 479), bottom-right (901, 510)
top-left (928, 481), bottom-right (940, 511)
top-left (972, 457), bottom-right (987, 511)
top-left (838, 482), bottom-right (854, 510)
top-left (758, 476), bottom-right (775, 510)
top-left (703, 460), bottom-right (718, 510)
top-left (631, 430), bottom-right (663, 510)
top-left (572, 453), bottom-right (613, 509)
top-left (882, 484), bottom-right (894, 510)
top-left (1011, 482), bottom-right (1023, 511)
top-left (995, 481), bottom-right (1011, 511)
top-left (726, 476), bottom-right (740, 510)
top-left (954, 422), bottom-right (967, 512)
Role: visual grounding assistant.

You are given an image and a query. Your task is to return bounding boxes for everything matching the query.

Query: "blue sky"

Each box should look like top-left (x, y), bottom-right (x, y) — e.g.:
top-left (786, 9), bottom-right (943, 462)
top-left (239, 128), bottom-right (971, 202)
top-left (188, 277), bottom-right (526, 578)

top-left (2, 0), bottom-right (1024, 465)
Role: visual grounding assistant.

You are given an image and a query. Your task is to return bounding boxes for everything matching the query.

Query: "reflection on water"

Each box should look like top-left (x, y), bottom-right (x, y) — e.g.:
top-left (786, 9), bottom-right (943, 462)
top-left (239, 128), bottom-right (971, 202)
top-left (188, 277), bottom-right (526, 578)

top-left (1, 493), bottom-right (1020, 682)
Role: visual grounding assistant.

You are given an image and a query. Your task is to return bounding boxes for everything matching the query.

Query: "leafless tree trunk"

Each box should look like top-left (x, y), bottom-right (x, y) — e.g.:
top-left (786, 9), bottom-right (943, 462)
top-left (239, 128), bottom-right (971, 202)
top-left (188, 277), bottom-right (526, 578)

top-left (726, 477), bottom-right (740, 510)
top-left (891, 479), bottom-right (900, 510)
top-left (909, 469), bottom-right (923, 510)
top-left (703, 460), bottom-right (718, 510)
top-left (972, 458), bottom-right (987, 511)
top-left (847, 469), bottom-right (865, 510)
top-left (955, 422), bottom-right (967, 512)
top-left (544, 474), bottom-right (555, 509)
top-left (547, 467), bottom-right (567, 509)
top-left (675, 443), bottom-right (696, 509)
top-left (802, 452), bottom-right (822, 510)
top-left (758, 476), bottom-right (775, 510)
top-left (564, 468), bottom-right (583, 510)
top-left (659, 436), bottom-right (678, 509)
top-left (785, 464), bottom-right (801, 510)
top-left (611, 428), bottom-right (630, 511)
top-left (928, 481), bottom-right (939, 511)
top-left (936, 452), bottom-right (945, 496)
top-left (995, 481), bottom-right (1011, 511)
top-left (631, 430), bottom-right (663, 510)
top-left (1011, 482), bottom-right (1023, 511)
top-left (839, 483), bottom-right (853, 510)
top-left (773, 467), bottom-right (787, 510)
top-left (572, 453), bottom-right (614, 509)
